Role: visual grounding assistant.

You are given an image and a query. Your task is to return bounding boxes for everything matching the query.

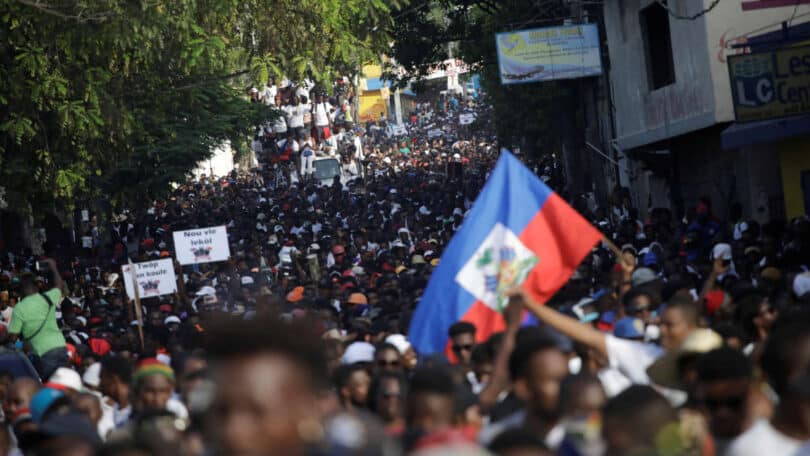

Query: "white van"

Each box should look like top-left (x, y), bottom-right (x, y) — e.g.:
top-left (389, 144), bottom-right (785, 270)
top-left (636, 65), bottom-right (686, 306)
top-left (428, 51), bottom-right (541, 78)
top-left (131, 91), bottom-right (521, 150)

top-left (291, 156), bottom-right (362, 187)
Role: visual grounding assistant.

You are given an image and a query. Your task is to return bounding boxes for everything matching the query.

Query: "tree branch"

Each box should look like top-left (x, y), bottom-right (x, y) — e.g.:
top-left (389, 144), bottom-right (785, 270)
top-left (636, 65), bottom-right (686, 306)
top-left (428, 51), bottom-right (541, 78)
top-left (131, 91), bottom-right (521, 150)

top-left (16, 0), bottom-right (118, 23)
top-left (173, 69), bottom-right (252, 91)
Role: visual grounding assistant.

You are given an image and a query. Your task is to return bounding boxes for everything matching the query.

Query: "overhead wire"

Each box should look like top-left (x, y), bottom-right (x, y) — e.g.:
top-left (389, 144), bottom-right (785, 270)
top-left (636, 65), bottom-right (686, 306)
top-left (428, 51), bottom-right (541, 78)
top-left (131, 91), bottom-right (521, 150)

top-left (655, 0), bottom-right (721, 20)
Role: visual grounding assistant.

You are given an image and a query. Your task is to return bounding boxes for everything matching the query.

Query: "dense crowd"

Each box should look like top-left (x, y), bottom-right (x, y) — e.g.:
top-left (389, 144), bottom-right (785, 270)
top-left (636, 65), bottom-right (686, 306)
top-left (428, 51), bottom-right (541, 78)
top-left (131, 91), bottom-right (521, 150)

top-left (0, 88), bottom-right (809, 456)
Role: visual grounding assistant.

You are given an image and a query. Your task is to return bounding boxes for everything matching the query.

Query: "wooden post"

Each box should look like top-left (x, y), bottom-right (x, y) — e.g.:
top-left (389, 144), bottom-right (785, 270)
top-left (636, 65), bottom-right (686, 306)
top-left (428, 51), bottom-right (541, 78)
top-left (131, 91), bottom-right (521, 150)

top-left (126, 261), bottom-right (145, 352)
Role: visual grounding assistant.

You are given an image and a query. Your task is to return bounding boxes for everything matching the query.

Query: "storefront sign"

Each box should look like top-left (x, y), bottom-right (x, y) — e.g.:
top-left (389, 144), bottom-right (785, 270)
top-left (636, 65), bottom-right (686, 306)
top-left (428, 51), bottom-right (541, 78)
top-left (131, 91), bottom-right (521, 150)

top-left (729, 45), bottom-right (810, 122)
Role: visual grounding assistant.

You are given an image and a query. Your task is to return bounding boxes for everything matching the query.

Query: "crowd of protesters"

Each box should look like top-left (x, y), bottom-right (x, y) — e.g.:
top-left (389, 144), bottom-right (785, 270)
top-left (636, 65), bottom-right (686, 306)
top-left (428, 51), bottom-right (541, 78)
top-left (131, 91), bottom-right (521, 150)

top-left (0, 86), bottom-right (809, 456)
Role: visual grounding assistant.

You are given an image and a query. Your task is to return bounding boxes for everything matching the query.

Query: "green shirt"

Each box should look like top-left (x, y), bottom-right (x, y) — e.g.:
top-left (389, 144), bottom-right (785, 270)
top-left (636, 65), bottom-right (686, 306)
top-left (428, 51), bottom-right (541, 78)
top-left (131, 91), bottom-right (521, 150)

top-left (8, 288), bottom-right (66, 356)
top-left (399, 147), bottom-right (411, 156)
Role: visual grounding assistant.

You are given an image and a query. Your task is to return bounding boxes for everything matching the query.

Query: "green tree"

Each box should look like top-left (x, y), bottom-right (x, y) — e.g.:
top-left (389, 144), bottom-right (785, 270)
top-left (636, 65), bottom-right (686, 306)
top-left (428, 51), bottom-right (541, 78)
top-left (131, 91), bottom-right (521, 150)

top-left (0, 0), bottom-right (401, 215)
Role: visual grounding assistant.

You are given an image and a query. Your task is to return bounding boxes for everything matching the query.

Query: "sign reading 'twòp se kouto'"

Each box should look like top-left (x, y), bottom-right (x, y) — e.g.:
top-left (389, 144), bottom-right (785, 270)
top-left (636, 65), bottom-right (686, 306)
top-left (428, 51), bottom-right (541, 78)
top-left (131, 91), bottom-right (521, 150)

top-left (122, 258), bottom-right (177, 300)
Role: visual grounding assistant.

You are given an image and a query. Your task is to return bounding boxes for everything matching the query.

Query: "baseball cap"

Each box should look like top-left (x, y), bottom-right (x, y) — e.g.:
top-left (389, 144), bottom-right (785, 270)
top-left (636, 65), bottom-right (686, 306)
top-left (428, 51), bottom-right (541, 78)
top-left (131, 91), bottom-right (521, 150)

top-left (30, 388), bottom-right (67, 424)
top-left (37, 412), bottom-right (101, 445)
top-left (195, 286), bottom-right (216, 297)
top-left (631, 267), bottom-right (657, 287)
top-left (347, 293), bottom-right (368, 305)
top-left (613, 317), bottom-right (645, 340)
top-left (45, 368), bottom-right (83, 393)
top-left (385, 334), bottom-right (412, 355)
top-left (286, 286), bottom-right (304, 303)
top-left (712, 243), bottom-right (732, 261)
top-left (342, 342), bottom-right (375, 365)
top-left (793, 272), bottom-right (810, 299)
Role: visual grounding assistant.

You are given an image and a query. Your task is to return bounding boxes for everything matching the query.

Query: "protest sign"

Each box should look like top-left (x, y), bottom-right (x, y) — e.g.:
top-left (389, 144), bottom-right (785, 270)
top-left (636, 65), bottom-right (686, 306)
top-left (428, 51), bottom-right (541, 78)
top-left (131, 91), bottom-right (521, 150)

top-left (459, 113), bottom-right (476, 125)
top-left (173, 225), bottom-right (231, 265)
top-left (122, 258), bottom-right (177, 300)
top-left (390, 124), bottom-right (408, 136)
top-left (428, 128), bottom-right (443, 138)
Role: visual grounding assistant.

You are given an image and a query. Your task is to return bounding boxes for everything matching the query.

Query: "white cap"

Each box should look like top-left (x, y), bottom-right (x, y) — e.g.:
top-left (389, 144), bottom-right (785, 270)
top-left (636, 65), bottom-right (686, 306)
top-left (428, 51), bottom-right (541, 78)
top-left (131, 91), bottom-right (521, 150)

top-left (82, 363), bottom-right (101, 388)
top-left (196, 286), bottom-right (216, 297)
top-left (712, 243), bottom-right (732, 261)
top-left (164, 315), bottom-right (181, 325)
top-left (794, 272), bottom-right (810, 298)
top-left (156, 353), bottom-right (171, 366)
top-left (385, 334), bottom-right (411, 355)
top-left (47, 367), bottom-right (83, 392)
top-left (342, 342), bottom-right (375, 365)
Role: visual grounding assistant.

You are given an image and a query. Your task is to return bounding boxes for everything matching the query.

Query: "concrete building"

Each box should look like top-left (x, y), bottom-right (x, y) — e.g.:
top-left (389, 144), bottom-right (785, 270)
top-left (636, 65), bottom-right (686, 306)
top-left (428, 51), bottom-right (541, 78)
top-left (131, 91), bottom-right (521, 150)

top-left (602, 0), bottom-right (810, 222)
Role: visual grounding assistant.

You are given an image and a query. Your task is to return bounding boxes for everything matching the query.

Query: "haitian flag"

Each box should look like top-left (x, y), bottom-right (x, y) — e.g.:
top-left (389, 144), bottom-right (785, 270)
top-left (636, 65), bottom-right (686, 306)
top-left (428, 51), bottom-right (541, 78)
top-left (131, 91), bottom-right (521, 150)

top-left (409, 149), bottom-right (602, 357)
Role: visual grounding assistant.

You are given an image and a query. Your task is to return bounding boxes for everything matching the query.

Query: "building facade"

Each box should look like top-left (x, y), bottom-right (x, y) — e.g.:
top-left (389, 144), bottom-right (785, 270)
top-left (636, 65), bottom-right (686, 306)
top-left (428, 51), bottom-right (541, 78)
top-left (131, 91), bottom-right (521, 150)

top-left (602, 0), bottom-right (810, 221)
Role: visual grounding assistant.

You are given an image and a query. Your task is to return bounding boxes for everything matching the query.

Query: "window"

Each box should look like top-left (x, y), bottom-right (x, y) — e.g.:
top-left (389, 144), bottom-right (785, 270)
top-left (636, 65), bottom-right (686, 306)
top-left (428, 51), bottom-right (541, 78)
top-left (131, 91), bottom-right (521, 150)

top-left (640, 2), bottom-right (676, 89)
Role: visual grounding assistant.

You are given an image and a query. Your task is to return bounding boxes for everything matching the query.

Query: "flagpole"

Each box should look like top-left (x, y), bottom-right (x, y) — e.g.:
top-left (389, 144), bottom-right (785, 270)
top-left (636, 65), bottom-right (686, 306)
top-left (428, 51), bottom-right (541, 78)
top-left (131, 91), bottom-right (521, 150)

top-left (127, 260), bottom-right (146, 352)
top-left (602, 236), bottom-right (625, 262)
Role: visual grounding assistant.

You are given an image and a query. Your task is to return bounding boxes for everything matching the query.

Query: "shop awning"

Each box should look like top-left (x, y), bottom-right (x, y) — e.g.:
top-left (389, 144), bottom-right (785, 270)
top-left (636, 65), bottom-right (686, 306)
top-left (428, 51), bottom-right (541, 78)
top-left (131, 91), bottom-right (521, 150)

top-left (721, 115), bottom-right (810, 150)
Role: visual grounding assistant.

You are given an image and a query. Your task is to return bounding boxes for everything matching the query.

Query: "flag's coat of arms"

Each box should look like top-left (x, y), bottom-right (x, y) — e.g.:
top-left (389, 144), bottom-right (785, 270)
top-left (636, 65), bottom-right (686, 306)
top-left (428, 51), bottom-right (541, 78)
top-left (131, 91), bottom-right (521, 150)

top-left (409, 150), bottom-right (602, 358)
top-left (456, 223), bottom-right (538, 313)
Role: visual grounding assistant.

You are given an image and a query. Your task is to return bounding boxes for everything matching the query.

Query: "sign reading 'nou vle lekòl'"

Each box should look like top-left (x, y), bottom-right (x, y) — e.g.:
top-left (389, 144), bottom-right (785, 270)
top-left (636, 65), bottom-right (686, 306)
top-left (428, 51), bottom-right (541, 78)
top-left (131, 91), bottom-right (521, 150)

top-left (173, 225), bottom-right (231, 265)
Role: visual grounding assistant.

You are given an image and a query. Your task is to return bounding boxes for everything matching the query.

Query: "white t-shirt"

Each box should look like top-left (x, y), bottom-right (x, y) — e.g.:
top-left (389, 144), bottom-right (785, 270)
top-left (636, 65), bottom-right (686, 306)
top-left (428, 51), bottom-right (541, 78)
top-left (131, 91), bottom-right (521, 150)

top-left (728, 420), bottom-right (805, 456)
top-left (604, 334), bottom-right (664, 384)
top-left (314, 102), bottom-right (332, 127)
top-left (353, 136), bottom-right (364, 160)
top-left (284, 105), bottom-right (305, 129)
top-left (598, 367), bottom-right (633, 398)
top-left (278, 245), bottom-right (300, 264)
top-left (262, 85), bottom-right (277, 106)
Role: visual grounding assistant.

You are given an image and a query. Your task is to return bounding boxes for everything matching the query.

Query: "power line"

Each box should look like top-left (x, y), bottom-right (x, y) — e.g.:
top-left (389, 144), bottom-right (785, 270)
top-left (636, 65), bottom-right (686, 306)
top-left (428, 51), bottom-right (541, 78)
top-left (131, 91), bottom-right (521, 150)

top-left (655, 0), bottom-right (721, 21)
top-left (722, 10), bottom-right (810, 47)
top-left (788, 0), bottom-right (802, 25)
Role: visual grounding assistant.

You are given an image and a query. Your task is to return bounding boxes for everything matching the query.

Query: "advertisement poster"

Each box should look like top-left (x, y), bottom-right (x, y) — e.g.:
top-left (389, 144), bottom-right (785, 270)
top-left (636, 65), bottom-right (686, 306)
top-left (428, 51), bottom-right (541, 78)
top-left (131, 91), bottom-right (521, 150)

top-left (495, 24), bottom-right (602, 84)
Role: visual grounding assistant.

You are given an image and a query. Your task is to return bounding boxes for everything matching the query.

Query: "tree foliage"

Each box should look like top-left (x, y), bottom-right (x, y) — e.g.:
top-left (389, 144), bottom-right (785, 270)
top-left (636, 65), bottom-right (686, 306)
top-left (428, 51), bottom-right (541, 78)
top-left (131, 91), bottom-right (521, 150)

top-left (0, 0), bottom-right (400, 214)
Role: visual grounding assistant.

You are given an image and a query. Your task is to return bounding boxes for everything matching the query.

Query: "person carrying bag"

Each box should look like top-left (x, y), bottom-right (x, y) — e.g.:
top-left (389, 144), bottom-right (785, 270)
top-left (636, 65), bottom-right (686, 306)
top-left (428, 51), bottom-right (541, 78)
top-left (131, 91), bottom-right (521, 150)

top-left (8, 258), bottom-right (69, 380)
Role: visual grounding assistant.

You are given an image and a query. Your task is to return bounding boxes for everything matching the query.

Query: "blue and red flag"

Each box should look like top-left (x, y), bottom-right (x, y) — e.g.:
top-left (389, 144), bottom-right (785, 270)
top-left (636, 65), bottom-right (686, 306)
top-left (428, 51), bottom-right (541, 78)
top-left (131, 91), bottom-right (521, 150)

top-left (409, 149), bottom-right (602, 358)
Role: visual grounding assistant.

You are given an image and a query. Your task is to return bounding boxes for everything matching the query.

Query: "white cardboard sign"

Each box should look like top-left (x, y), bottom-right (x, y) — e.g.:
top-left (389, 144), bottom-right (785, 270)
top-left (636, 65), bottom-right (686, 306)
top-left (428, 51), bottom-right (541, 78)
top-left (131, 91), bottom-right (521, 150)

top-left (427, 128), bottom-right (443, 138)
top-left (459, 113), bottom-right (476, 125)
top-left (390, 124), bottom-right (408, 136)
top-left (173, 225), bottom-right (231, 265)
top-left (122, 259), bottom-right (177, 300)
